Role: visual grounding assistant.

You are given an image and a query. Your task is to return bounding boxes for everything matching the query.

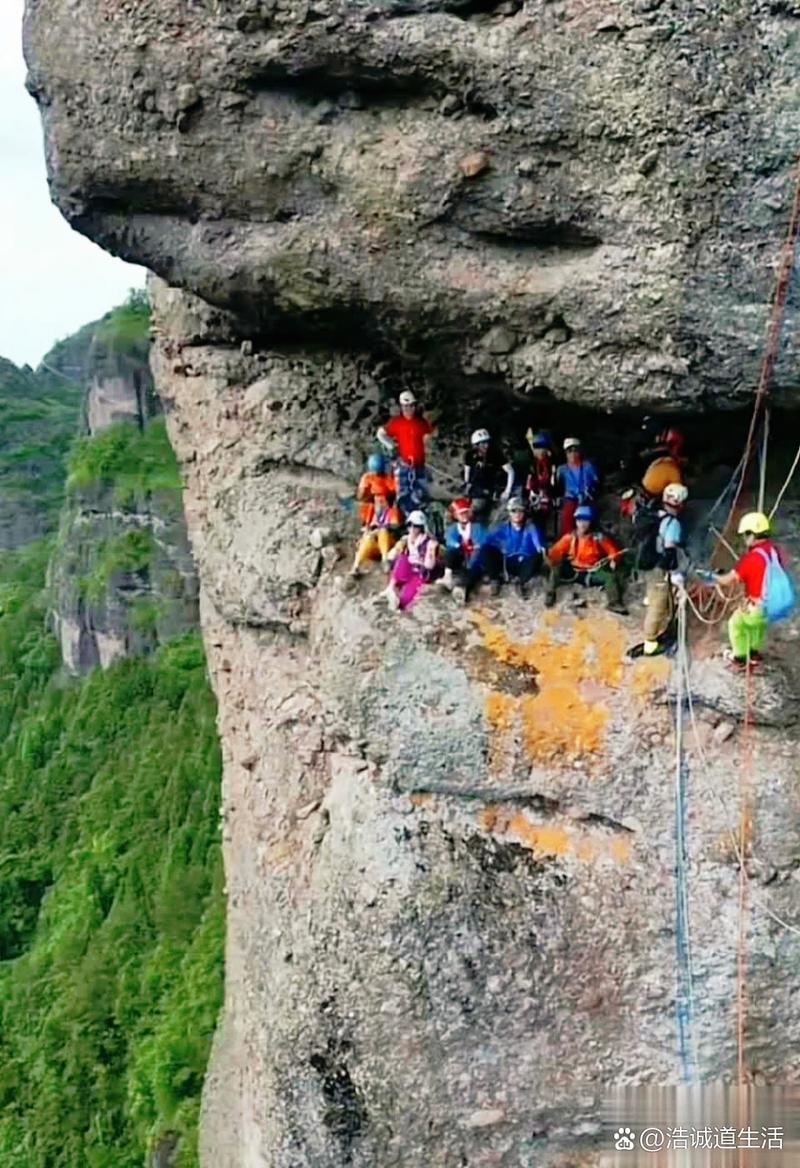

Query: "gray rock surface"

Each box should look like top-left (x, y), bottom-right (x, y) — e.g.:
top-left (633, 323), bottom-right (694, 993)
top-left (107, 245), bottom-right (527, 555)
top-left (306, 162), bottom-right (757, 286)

top-left (23, 3), bottom-right (800, 1165)
top-left (24, 0), bottom-right (800, 410)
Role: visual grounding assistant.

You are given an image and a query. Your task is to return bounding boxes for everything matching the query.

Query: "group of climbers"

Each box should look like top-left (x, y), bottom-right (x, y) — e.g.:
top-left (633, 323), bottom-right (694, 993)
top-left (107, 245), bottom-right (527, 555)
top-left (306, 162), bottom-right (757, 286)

top-left (350, 393), bottom-right (794, 667)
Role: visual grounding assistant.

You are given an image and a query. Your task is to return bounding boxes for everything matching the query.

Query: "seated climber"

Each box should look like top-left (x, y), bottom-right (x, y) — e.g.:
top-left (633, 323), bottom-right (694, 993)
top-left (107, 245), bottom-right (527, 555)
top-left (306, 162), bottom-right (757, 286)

top-left (555, 437), bottom-right (600, 536)
top-left (482, 496), bottom-right (545, 600)
top-left (350, 491), bottom-right (403, 577)
top-left (356, 453), bottom-right (397, 525)
top-left (442, 497), bottom-right (488, 603)
top-left (524, 430), bottom-right (555, 539)
top-left (376, 390), bottom-right (435, 513)
top-left (463, 428), bottom-right (513, 520)
top-left (545, 505), bottom-right (628, 614)
top-left (382, 510), bottom-right (441, 611)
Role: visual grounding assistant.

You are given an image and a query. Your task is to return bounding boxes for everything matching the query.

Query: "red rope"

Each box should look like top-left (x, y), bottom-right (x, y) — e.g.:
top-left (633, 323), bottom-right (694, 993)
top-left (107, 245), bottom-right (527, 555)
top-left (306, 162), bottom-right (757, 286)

top-left (720, 155), bottom-right (800, 543)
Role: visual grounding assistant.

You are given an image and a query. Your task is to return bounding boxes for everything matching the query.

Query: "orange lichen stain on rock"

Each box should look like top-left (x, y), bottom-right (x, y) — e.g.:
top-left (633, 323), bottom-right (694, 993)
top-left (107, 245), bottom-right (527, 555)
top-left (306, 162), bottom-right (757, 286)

top-left (485, 809), bottom-right (632, 865)
top-left (477, 805), bottom-right (500, 832)
top-left (576, 836), bottom-right (599, 863)
top-left (519, 688), bottom-right (608, 762)
top-left (607, 836), bottom-right (633, 865)
top-left (475, 611), bottom-right (626, 688)
top-left (507, 812), bottom-right (571, 857)
top-left (485, 691), bottom-right (515, 732)
top-left (631, 655), bottom-right (671, 700)
top-left (474, 612), bottom-right (627, 762)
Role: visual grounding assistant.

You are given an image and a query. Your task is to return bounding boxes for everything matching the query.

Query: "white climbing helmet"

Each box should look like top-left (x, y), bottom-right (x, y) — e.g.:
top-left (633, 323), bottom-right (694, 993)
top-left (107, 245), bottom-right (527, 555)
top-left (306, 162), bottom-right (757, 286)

top-left (563, 436), bottom-right (581, 451)
top-left (663, 482), bottom-right (688, 507)
top-left (399, 390), bottom-right (417, 406)
top-left (471, 428), bottom-right (491, 446)
top-left (406, 510), bottom-right (428, 529)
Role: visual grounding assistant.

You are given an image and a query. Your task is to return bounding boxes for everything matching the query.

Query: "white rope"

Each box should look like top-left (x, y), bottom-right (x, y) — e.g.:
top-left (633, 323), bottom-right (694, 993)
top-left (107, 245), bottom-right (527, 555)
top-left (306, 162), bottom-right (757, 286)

top-left (768, 441), bottom-right (800, 521)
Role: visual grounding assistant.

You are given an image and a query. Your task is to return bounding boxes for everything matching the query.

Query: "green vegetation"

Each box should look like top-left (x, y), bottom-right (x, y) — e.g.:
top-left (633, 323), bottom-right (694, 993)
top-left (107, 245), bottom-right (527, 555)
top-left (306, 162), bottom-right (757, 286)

top-left (0, 360), bottom-right (83, 539)
top-left (0, 544), bottom-right (224, 1167)
top-left (67, 419), bottom-right (182, 500)
top-left (80, 529), bottom-right (157, 603)
top-left (94, 290), bottom-right (151, 355)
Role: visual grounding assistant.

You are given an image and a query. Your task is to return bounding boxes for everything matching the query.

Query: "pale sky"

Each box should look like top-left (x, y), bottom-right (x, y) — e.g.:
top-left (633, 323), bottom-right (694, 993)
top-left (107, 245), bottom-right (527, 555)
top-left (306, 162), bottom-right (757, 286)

top-left (0, 0), bottom-right (146, 368)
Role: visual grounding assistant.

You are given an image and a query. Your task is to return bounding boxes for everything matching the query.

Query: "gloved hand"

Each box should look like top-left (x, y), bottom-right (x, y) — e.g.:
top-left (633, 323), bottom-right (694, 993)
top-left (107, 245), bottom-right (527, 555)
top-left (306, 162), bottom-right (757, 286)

top-left (696, 570), bottom-right (717, 584)
top-left (670, 571), bottom-right (685, 587)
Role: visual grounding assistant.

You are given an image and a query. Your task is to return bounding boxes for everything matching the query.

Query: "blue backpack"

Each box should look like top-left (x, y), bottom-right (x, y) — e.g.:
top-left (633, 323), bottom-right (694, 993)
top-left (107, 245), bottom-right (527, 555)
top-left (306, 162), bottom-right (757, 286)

top-left (756, 547), bottom-right (796, 623)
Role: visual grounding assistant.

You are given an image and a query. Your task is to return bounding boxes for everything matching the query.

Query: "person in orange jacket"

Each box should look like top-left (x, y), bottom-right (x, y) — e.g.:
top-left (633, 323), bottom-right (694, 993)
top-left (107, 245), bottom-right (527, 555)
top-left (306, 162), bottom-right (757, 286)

top-left (350, 491), bottom-right (403, 576)
top-left (356, 453), bottom-right (397, 525)
top-left (545, 505), bottom-right (628, 613)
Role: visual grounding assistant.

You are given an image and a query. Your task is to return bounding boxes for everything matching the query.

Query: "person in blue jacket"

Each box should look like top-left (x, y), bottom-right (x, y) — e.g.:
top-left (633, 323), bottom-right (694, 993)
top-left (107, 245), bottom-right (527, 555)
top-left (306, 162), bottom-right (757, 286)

top-left (555, 436), bottom-right (600, 536)
top-left (442, 497), bottom-right (488, 603)
top-left (482, 496), bottom-right (545, 599)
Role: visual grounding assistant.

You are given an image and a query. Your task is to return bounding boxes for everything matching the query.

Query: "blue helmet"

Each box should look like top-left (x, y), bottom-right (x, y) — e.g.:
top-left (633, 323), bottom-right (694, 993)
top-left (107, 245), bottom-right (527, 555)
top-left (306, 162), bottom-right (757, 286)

top-left (530, 430), bottom-right (551, 448)
top-left (574, 505), bottom-right (595, 523)
top-left (367, 453), bottom-right (386, 473)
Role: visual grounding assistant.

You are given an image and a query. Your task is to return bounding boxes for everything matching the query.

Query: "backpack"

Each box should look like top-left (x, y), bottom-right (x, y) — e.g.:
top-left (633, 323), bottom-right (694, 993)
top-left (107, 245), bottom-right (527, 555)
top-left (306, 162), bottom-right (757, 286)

top-left (756, 547), bottom-right (796, 623)
top-left (630, 501), bottom-right (662, 571)
top-left (424, 501), bottom-right (447, 545)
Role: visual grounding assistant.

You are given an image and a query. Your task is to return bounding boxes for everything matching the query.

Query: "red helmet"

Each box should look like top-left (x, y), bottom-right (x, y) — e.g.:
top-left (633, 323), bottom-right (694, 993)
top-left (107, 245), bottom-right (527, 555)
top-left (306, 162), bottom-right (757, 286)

top-left (658, 426), bottom-right (685, 458)
top-left (451, 497), bottom-right (472, 518)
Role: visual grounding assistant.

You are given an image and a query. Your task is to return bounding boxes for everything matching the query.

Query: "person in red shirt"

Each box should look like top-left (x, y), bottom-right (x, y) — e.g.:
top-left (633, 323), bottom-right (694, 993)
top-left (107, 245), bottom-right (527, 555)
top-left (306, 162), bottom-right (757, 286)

top-left (377, 390), bottom-right (435, 512)
top-left (712, 511), bottom-right (786, 670)
top-left (544, 505), bottom-right (628, 614)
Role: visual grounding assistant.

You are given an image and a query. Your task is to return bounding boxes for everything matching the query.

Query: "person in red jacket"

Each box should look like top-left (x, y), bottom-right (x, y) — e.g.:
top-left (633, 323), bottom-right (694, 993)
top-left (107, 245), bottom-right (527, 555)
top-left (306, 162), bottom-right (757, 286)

top-left (711, 511), bottom-right (788, 670)
top-left (376, 390), bottom-right (435, 512)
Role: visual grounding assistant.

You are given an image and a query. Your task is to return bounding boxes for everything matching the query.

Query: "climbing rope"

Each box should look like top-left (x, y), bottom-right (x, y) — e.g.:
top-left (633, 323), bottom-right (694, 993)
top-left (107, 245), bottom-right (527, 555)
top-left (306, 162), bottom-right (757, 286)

top-left (673, 595), bottom-right (698, 1081)
top-left (718, 153), bottom-right (800, 547)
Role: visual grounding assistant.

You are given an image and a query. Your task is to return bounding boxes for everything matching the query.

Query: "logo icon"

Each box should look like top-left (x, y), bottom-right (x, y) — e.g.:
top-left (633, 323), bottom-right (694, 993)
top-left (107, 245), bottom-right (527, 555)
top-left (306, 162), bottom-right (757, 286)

top-left (614, 1127), bottom-right (636, 1151)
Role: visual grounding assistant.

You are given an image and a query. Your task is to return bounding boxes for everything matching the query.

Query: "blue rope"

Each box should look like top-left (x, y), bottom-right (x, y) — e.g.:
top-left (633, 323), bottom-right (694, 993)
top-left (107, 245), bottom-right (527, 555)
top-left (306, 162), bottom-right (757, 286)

top-left (674, 605), bottom-right (697, 1082)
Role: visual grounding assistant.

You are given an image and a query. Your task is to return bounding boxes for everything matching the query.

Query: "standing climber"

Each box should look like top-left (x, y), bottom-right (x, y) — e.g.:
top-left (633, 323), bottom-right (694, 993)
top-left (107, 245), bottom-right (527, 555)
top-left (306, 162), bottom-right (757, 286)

top-left (544, 505), bottom-right (628, 614)
top-left (639, 418), bottom-right (686, 500)
top-left (525, 430), bottom-right (556, 539)
top-left (350, 492), bottom-right (403, 577)
top-left (555, 437), bottom-right (600, 536)
top-left (709, 512), bottom-right (793, 671)
top-left (442, 497), bottom-right (488, 603)
top-left (356, 453), bottom-right (398, 525)
top-left (382, 510), bottom-right (441, 611)
top-left (482, 497), bottom-right (545, 600)
top-left (628, 482), bottom-right (689, 658)
top-left (377, 391), bottom-right (435, 513)
top-left (463, 429), bottom-right (514, 520)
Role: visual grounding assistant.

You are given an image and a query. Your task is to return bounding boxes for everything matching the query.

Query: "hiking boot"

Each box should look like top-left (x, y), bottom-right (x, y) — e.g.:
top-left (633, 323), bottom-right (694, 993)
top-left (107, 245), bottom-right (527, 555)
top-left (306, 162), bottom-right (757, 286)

top-left (607, 601), bottom-right (629, 616)
top-left (723, 650), bottom-right (748, 673)
top-left (452, 585), bottom-right (467, 606)
top-left (518, 582), bottom-right (532, 601)
top-left (489, 579), bottom-right (502, 598)
top-left (385, 586), bottom-right (401, 612)
top-left (544, 591), bottom-right (556, 608)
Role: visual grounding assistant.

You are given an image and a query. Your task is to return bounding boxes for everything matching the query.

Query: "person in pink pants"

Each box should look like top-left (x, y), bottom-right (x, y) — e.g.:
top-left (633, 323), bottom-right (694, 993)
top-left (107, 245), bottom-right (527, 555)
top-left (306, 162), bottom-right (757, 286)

top-left (383, 510), bottom-right (441, 610)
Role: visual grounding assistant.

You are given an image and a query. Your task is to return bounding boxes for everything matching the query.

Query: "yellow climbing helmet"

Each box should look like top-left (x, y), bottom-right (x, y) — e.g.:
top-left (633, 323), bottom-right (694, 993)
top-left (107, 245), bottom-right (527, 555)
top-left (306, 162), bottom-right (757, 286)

top-left (737, 511), bottom-right (770, 536)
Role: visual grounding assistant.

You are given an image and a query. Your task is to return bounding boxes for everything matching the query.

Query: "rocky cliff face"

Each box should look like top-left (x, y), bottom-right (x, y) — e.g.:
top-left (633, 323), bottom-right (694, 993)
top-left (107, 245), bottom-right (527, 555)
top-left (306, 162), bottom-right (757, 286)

top-left (49, 317), bottom-right (199, 674)
top-left (24, 2), bottom-right (800, 1165)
